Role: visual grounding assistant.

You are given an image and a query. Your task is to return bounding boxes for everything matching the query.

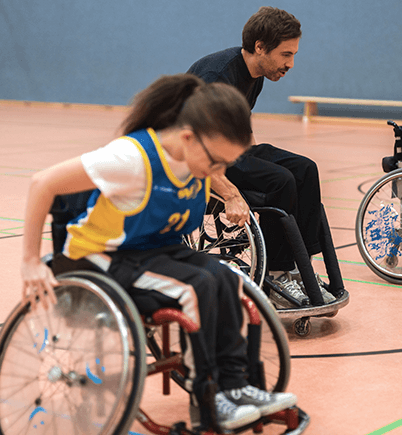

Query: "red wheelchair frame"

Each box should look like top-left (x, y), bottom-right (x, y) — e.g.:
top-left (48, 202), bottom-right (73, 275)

top-left (138, 300), bottom-right (309, 435)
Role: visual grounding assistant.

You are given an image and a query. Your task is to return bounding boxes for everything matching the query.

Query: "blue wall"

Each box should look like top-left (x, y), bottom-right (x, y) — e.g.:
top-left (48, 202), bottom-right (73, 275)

top-left (1, 0), bottom-right (401, 117)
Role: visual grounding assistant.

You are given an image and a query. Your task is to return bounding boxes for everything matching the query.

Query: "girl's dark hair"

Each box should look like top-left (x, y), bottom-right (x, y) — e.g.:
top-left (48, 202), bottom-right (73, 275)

top-left (121, 73), bottom-right (251, 148)
top-left (242, 6), bottom-right (301, 54)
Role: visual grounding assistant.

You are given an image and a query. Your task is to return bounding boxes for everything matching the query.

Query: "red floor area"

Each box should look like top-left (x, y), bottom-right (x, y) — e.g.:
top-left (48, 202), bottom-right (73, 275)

top-left (1, 102), bottom-right (402, 435)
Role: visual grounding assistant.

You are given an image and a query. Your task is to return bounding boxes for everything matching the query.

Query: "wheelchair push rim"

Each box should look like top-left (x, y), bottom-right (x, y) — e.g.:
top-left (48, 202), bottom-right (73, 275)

top-left (185, 193), bottom-right (267, 287)
top-left (0, 272), bottom-right (147, 435)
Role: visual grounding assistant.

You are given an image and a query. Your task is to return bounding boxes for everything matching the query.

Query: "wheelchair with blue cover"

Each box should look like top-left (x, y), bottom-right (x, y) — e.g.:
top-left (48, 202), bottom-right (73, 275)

top-left (356, 120), bottom-right (402, 284)
top-left (0, 193), bottom-right (309, 434)
top-left (186, 193), bottom-right (350, 337)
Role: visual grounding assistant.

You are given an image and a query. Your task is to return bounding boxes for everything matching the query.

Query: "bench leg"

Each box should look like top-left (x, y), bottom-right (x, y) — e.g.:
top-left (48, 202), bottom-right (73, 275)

top-left (303, 102), bottom-right (318, 122)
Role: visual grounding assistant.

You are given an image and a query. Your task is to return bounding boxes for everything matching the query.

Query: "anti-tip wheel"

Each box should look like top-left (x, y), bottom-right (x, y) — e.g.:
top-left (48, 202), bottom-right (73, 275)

top-left (293, 317), bottom-right (311, 337)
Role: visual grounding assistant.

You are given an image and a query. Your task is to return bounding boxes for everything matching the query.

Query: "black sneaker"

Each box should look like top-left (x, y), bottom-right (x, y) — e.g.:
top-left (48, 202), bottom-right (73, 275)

top-left (224, 385), bottom-right (297, 416)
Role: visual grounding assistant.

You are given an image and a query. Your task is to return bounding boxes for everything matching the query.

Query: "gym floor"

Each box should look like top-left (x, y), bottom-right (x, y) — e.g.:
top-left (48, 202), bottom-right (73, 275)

top-left (1, 102), bottom-right (401, 435)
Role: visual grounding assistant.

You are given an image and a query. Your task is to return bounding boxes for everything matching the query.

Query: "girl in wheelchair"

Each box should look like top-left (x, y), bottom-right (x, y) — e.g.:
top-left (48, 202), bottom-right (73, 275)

top-left (21, 73), bottom-right (297, 431)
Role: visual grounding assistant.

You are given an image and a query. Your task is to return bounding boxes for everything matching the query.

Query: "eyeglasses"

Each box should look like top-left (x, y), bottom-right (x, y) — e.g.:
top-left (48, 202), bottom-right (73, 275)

top-left (196, 135), bottom-right (240, 170)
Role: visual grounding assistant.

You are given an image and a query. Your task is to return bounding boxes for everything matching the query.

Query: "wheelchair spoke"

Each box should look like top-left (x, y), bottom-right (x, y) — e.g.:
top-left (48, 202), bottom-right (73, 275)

top-left (185, 193), bottom-right (266, 286)
top-left (0, 274), bottom-right (146, 435)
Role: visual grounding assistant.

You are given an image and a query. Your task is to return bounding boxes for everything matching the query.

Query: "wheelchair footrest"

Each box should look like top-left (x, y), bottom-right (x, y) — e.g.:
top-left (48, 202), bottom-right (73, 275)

top-left (144, 406), bottom-right (310, 435)
top-left (264, 406), bottom-right (310, 435)
top-left (266, 407), bottom-right (299, 430)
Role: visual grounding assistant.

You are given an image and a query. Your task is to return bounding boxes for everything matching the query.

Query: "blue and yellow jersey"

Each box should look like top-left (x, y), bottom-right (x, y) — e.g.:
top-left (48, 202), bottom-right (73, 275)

top-left (63, 128), bottom-right (210, 259)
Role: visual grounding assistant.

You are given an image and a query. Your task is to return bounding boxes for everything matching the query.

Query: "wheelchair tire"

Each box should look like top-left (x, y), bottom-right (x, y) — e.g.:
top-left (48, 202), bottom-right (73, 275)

top-left (356, 169), bottom-right (402, 284)
top-left (0, 271), bottom-right (147, 435)
top-left (185, 193), bottom-right (267, 287)
top-left (147, 265), bottom-right (290, 394)
top-left (233, 265), bottom-right (290, 392)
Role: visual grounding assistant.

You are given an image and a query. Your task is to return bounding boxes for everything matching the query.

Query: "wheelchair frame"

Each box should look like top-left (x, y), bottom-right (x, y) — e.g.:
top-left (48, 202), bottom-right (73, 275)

top-left (189, 193), bottom-right (349, 337)
top-left (0, 261), bottom-right (309, 434)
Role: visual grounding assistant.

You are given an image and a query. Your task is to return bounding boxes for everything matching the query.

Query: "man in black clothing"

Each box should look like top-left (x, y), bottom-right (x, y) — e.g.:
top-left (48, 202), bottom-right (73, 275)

top-left (188, 6), bottom-right (335, 307)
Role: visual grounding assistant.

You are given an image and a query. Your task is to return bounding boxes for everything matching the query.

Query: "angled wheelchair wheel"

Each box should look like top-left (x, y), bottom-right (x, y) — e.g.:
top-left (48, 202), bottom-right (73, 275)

top-left (147, 266), bottom-right (290, 394)
top-left (356, 169), bottom-right (402, 284)
top-left (0, 271), bottom-right (147, 435)
top-left (232, 265), bottom-right (290, 392)
top-left (185, 193), bottom-right (267, 287)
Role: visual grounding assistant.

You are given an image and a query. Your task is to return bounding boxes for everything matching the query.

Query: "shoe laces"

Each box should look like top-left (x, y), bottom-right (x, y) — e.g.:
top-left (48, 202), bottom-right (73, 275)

top-left (314, 274), bottom-right (335, 296)
top-left (241, 385), bottom-right (271, 401)
top-left (216, 392), bottom-right (237, 414)
top-left (314, 273), bottom-right (325, 289)
top-left (279, 278), bottom-right (305, 299)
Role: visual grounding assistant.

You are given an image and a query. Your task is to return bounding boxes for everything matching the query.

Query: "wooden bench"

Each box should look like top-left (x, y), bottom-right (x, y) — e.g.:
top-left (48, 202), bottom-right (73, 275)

top-left (288, 96), bottom-right (402, 121)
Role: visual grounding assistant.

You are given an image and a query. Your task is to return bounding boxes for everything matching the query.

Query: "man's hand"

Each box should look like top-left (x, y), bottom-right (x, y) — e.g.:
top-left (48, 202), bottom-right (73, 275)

top-left (209, 172), bottom-right (251, 227)
top-left (225, 195), bottom-right (250, 227)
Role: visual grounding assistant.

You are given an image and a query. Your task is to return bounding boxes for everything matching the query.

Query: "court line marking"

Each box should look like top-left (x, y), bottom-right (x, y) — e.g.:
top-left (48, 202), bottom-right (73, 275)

top-left (0, 230), bottom-right (51, 240)
top-left (331, 226), bottom-right (355, 230)
top-left (0, 226), bottom-right (24, 235)
top-left (0, 166), bottom-right (39, 178)
top-left (0, 216), bottom-right (25, 222)
top-left (322, 196), bottom-right (362, 202)
top-left (0, 165), bottom-right (38, 170)
top-left (0, 173), bottom-right (35, 178)
top-left (317, 272), bottom-right (402, 289)
top-left (324, 205), bottom-right (359, 211)
top-left (291, 348), bottom-right (402, 359)
top-left (366, 419), bottom-right (402, 435)
top-left (341, 276), bottom-right (401, 288)
top-left (321, 172), bottom-right (383, 183)
top-left (334, 242), bottom-right (358, 249)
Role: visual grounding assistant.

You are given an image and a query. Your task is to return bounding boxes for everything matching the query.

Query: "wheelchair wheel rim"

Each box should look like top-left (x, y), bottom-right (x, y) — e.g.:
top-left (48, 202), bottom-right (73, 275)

top-left (0, 277), bottom-right (143, 435)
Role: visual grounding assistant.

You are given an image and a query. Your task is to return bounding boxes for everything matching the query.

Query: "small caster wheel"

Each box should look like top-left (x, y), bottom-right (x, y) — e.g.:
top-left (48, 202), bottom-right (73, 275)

top-left (386, 255), bottom-right (398, 268)
top-left (293, 318), bottom-right (311, 337)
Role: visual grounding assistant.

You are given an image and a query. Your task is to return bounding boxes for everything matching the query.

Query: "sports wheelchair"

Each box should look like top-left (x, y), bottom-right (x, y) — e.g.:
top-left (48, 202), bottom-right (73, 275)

top-left (356, 120), bottom-right (402, 284)
top-left (0, 195), bottom-right (309, 434)
top-left (186, 193), bottom-right (349, 337)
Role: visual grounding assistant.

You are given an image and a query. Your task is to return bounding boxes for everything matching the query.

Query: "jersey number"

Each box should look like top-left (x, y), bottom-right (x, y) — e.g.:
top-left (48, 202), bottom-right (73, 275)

top-left (160, 209), bottom-right (190, 234)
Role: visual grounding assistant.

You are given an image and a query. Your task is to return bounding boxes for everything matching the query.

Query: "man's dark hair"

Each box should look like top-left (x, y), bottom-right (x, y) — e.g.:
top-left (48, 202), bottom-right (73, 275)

top-left (242, 6), bottom-right (301, 54)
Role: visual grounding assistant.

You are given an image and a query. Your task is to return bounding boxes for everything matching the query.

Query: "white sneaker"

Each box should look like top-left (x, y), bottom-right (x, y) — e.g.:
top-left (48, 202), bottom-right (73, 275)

top-left (224, 385), bottom-right (297, 416)
top-left (215, 391), bottom-right (261, 430)
top-left (270, 272), bottom-right (310, 308)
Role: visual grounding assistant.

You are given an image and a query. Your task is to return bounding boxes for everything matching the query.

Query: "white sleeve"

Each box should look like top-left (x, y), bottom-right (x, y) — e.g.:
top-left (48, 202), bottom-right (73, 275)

top-left (81, 137), bottom-right (146, 198)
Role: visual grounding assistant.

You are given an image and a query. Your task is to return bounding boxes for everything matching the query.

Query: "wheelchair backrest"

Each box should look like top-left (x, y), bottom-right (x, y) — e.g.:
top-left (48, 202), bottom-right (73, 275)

top-left (50, 190), bottom-right (94, 254)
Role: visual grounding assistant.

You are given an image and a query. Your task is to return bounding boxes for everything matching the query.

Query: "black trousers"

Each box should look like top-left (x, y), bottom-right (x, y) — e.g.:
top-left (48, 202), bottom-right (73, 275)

top-left (226, 143), bottom-right (322, 271)
top-left (53, 247), bottom-right (249, 391)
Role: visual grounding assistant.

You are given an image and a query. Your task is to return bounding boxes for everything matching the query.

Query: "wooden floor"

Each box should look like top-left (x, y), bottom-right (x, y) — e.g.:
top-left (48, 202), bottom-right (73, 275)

top-left (1, 102), bottom-right (402, 435)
